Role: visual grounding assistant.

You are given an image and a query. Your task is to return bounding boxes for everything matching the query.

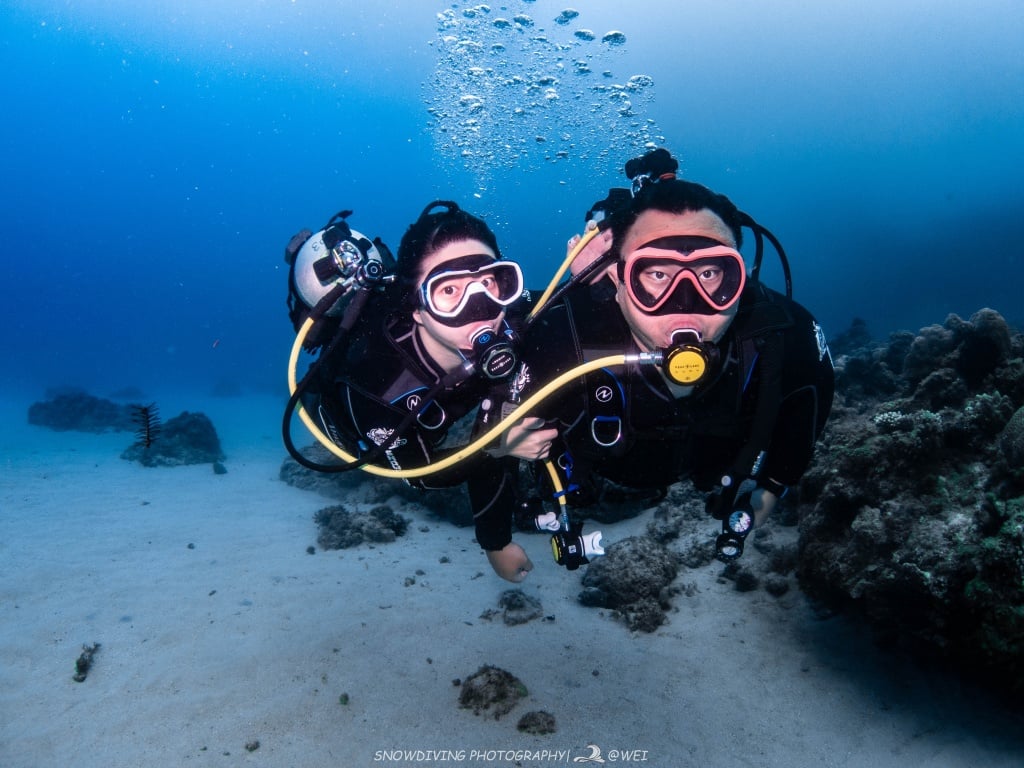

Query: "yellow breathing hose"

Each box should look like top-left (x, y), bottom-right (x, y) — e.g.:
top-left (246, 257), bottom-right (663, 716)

top-left (287, 317), bottom-right (630, 480)
top-left (526, 223), bottom-right (603, 323)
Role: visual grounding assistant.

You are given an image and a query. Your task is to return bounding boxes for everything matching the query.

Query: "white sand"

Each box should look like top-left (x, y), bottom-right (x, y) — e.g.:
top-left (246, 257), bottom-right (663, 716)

top-left (2, 393), bottom-right (1022, 768)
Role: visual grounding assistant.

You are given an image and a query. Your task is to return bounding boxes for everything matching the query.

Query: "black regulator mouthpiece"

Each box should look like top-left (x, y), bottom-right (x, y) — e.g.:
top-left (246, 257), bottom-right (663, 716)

top-left (660, 330), bottom-right (717, 387)
top-left (470, 328), bottom-right (519, 381)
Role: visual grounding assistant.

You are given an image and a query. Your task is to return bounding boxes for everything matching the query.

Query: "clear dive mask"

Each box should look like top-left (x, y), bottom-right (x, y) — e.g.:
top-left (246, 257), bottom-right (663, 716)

top-left (620, 236), bottom-right (746, 316)
top-left (420, 254), bottom-right (524, 327)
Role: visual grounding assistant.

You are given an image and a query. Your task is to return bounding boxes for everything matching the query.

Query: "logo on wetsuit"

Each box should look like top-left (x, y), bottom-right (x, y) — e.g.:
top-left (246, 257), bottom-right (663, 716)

top-left (366, 427), bottom-right (407, 449)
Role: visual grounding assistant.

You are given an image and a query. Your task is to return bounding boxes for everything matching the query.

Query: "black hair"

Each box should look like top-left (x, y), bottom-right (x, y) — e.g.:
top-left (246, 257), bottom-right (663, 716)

top-left (584, 187), bottom-right (632, 226)
top-left (394, 200), bottom-right (502, 310)
top-left (610, 150), bottom-right (744, 259)
top-left (624, 147), bottom-right (678, 182)
top-left (611, 148), bottom-right (794, 297)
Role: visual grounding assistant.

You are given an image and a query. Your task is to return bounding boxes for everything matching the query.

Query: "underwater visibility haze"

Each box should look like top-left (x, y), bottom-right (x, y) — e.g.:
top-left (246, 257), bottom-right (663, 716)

top-left (1, 0), bottom-right (1022, 398)
top-left (6, 4), bottom-right (1024, 765)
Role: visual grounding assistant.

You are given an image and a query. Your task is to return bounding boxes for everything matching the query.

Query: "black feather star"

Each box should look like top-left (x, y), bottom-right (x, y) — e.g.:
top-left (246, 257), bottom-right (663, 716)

top-left (132, 403), bottom-right (161, 448)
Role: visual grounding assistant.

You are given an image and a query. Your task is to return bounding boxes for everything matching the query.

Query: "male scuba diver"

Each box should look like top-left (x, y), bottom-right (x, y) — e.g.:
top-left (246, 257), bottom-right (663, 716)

top-left (476, 148), bottom-right (835, 574)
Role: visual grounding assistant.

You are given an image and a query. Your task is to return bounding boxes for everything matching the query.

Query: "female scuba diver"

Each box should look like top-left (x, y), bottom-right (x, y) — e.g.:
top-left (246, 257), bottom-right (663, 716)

top-left (283, 201), bottom-right (546, 582)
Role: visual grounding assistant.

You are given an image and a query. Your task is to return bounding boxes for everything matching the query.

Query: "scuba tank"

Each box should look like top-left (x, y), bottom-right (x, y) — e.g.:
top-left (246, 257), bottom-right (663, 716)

top-left (284, 209), bottom-right (396, 351)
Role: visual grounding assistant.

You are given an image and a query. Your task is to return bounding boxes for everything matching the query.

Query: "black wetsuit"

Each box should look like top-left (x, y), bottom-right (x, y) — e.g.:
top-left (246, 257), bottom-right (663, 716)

top-left (474, 279), bottom-right (835, 549)
top-left (306, 300), bottom-right (517, 517)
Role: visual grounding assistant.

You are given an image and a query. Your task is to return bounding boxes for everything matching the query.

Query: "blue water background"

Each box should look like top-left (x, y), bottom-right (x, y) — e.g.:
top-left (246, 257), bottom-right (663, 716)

top-left (2, 0), bottom-right (1022, 399)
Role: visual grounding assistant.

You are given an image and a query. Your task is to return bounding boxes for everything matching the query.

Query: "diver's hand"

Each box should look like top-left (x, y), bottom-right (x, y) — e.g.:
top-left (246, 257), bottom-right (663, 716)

top-left (751, 486), bottom-right (780, 527)
top-left (568, 222), bottom-right (613, 282)
top-left (486, 542), bottom-right (534, 583)
top-left (485, 417), bottom-right (557, 461)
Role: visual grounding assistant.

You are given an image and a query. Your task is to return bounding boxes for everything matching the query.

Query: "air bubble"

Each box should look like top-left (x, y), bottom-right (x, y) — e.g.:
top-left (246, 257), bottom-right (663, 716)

top-left (425, 4), bottom-right (662, 192)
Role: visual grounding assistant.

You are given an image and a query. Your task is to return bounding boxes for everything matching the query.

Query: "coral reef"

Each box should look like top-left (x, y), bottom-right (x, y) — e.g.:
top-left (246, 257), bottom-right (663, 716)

top-left (797, 309), bottom-right (1024, 694)
top-left (578, 535), bottom-right (681, 631)
top-left (517, 710), bottom-right (557, 735)
top-left (496, 589), bottom-right (543, 626)
top-left (313, 504), bottom-right (409, 550)
top-left (563, 307), bottom-right (1024, 698)
top-left (121, 411), bottom-right (225, 468)
top-left (571, 483), bottom-right (801, 630)
top-left (1000, 406), bottom-right (1024, 466)
top-left (457, 665), bottom-right (528, 719)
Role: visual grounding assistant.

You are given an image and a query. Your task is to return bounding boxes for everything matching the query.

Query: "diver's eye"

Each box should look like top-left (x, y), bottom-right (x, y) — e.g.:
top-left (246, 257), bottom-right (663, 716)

top-left (639, 263), bottom-right (681, 283)
top-left (696, 266), bottom-right (723, 282)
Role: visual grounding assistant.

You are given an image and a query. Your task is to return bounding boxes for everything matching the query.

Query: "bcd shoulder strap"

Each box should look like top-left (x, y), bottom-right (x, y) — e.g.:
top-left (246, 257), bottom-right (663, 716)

top-left (563, 289), bottom-right (634, 454)
top-left (710, 282), bottom-right (793, 511)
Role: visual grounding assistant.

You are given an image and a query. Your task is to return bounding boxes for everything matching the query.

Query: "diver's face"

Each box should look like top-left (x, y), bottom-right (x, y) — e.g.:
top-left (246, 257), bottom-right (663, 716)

top-left (610, 209), bottom-right (741, 352)
top-left (411, 239), bottom-right (505, 363)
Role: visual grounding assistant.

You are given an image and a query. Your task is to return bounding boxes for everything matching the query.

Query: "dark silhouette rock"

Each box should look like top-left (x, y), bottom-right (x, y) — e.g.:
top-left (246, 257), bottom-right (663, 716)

top-left (28, 389), bottom-right (135, 433)
top-left (121, 411), bottom-right (225, 467)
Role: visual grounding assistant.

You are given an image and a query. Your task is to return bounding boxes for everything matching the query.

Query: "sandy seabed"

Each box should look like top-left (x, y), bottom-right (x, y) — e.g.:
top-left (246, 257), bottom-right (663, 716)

top-left (2, 393), bottom-right (1022, 768)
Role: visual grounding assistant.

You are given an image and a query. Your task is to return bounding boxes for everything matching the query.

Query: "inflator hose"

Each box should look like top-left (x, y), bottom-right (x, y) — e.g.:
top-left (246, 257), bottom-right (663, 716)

top-left (281, 284), bottom-right (373, 473)
top-left (543, 459), bottom-right (570, 530)
top-left (526, 224), bottom-right (604, 324)
top-left (287, 315), bottom-right (631, 480)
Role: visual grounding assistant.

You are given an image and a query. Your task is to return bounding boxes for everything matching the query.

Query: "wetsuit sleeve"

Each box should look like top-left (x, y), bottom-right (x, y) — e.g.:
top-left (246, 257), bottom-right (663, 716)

top-left (468, 456), bottom-right (519, 551)
top-left (762, 308), bottom-right (835, 486)
top-left (463, 306), bottom-right (575, 550)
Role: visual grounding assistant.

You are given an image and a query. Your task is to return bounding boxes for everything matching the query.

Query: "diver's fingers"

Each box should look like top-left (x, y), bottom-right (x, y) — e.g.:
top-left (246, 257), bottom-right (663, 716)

top-left (519, 416), bottom-right (548, 430)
